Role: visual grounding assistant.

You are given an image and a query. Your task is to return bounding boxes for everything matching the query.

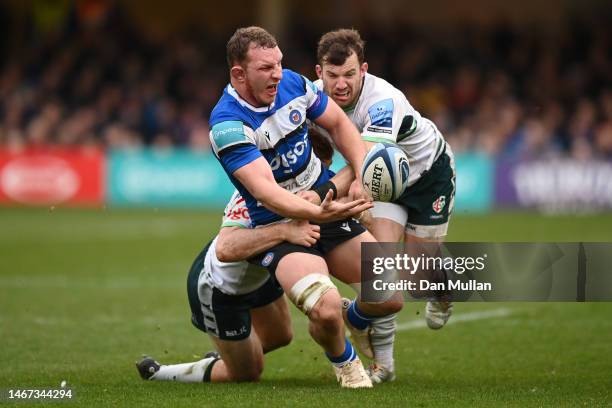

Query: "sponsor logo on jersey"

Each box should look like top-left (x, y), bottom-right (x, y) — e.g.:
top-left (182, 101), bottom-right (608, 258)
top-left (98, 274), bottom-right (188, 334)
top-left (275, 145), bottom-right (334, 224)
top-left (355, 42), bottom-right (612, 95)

top-left (211, 121), bottom-right (245, 150)
top-left (366, 126), bottom-right (392, 134)
top-left (289, 109), bottom-right (302, 125)
top-left (432, 195), bottom-right (446, 214)
top-left (262, 252), bottom-right (275, 267)
top-left (268, 135), bottom-right (310, 174)
top-left (226, 206), bottom-right (250, 220)
top-left (368, 98), bottom-right (394, 128)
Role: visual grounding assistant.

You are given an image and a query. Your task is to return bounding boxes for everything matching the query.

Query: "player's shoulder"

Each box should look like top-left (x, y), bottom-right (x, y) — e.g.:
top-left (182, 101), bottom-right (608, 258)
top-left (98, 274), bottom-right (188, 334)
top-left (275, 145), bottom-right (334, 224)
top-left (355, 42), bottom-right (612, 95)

top-left (358, 73), bottom-right (411, 123)
top-left (278, 69), bottom-right (319, 99)
top-left (210, 86), bottom-right (250, 127)
top-left (361, 73), bottom-right (407, 107)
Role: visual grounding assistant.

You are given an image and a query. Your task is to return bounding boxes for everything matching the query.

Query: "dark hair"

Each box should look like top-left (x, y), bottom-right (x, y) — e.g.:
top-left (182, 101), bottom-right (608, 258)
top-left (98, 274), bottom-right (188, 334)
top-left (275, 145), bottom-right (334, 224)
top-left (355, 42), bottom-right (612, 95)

top-left (309, 126), bottom-right (334, 167)
top-left (226, 26), bottom-right (278, 68)
top-left (317, 29), bottom-right (365, 66)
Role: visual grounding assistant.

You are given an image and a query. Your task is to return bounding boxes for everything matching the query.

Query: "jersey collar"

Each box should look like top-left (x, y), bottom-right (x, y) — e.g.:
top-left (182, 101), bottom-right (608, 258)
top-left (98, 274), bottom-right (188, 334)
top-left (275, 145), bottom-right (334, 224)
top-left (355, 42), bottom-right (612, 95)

top-left (227, 84), bottom-right (275, 112)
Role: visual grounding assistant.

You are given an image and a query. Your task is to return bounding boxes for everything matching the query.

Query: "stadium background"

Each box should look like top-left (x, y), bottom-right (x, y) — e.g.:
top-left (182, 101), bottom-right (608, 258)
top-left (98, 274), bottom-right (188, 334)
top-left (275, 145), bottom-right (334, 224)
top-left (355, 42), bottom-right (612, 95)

top-left (1, 1), bottom-right (611, 406)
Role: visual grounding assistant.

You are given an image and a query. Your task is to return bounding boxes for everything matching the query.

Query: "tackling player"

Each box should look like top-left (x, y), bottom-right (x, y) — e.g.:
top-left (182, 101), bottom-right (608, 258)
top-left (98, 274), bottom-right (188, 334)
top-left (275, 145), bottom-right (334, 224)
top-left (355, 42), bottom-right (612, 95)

top-left (311, 29), bottom-right (457, 382)
top-left (136, 196), bottom-right (319, 383)
top-left (207, 26), bottom-right (402, 388)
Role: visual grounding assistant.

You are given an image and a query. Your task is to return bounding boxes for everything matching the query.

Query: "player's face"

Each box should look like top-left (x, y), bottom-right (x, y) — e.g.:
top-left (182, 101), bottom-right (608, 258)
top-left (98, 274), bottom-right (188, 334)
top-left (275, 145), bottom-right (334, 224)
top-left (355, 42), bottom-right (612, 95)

top-left (316, 52), bottom-right (367, 109)
top-left (243, 45), bottom-right (283, 107)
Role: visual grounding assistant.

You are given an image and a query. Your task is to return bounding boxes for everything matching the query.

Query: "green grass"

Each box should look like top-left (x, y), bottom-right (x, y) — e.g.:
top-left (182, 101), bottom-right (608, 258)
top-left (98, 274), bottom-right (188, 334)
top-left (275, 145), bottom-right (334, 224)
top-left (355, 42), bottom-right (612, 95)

top-left (1, 208), bottom-right (611, 407)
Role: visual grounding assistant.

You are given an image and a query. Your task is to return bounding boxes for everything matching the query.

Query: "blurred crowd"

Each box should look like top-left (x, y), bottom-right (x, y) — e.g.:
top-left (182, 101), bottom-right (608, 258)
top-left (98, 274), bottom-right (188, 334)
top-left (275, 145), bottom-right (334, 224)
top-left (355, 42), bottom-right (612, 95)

top-left (0, 2), bottom-right (610, 160)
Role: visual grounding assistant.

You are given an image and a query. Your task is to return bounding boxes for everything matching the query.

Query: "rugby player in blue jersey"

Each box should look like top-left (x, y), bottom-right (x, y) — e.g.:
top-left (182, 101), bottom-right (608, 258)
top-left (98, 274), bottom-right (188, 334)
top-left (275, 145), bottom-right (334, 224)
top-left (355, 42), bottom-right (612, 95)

top-left (205, 27), bottom-right (402, 388)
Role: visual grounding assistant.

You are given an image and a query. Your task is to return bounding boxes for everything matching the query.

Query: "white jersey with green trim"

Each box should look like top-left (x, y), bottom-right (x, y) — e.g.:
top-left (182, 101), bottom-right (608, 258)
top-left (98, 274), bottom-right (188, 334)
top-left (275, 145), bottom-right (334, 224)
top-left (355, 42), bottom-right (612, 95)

top-left (314, 72), bottom-right (444, 185)
top-left (200, 191), bottom-right (269, 296)
top-left (202, 237), bottom-right (269, 296)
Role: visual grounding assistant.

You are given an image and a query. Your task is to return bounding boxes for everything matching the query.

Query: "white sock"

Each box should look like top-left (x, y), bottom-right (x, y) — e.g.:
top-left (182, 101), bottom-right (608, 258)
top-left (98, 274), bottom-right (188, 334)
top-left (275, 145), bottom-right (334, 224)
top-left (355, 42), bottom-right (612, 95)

top-left (371, 313), bottom-right (396, 370)
top-left (374, 344), bottom-right (394, 370)
top-left (151, 357), bottom-right (217, 383)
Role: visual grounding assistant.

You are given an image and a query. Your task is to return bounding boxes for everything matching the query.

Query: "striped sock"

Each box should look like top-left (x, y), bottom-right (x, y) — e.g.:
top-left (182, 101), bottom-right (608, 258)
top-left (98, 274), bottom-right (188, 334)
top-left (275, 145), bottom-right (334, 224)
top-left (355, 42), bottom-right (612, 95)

top-left (326, 338), bottom-right (357, 368)
top-left (346, 300), bottom-right (374, 330)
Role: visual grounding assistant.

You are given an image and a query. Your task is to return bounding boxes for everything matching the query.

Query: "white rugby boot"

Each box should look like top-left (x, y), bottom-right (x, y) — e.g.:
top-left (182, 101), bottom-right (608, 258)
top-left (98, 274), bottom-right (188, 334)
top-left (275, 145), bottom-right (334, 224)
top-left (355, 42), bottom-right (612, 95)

top-left (425, 300), bottom-right (453, 329)
top-left (366, 363), bottom-right (396, 384)
top-left (341, 298), bottom-right (374, 359)
top-left (337, 358), bottom-right (373, 388)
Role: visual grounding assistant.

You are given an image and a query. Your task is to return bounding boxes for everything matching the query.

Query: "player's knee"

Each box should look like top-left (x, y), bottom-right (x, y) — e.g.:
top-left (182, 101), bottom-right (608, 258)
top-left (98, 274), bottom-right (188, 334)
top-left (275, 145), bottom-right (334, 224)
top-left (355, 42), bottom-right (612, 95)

top-left (288, 273), bottom-right (336, 316)
top-left (361, 293), bottom-right (404, 315)
top-left (276, 326), bottom-right (293, 348)
top-left (311, 292), bottom-right (343, 334)
top-left (377, 298), bottom-right (404, 315)
top-left (266, 326), bottom-right (293, 351)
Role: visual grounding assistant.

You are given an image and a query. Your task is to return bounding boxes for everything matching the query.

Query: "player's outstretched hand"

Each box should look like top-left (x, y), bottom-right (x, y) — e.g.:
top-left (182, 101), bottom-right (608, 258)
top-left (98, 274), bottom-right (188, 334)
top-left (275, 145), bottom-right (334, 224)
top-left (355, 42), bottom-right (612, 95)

top-left (317, 189), bottom-right (373, 223)
top-left (282, 220), bottom-right (321, 247)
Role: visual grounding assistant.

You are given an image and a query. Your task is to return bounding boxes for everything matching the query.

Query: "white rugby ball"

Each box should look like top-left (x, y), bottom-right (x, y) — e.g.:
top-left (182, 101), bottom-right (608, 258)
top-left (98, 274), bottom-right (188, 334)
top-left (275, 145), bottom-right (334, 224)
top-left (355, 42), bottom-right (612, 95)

top-left (361, 143), bottom-right (409, 202)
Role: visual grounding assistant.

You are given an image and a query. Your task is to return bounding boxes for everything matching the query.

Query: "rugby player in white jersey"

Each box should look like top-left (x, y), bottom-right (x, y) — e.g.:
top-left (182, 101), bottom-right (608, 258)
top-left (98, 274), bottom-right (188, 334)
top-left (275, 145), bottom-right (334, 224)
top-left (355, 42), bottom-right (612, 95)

top-left (204, 27), bottom-right (402, 388)
top-left (308, 29), bottom-right (457, 382)
top-left (136, 195), bottom-right (319, 383)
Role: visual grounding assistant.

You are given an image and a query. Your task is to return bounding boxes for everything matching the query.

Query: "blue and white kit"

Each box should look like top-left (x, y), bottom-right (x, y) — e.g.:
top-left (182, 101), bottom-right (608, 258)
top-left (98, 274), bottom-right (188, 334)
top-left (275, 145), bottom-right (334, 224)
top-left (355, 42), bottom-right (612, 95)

top-left (209, 69), bottom-right (332, 227)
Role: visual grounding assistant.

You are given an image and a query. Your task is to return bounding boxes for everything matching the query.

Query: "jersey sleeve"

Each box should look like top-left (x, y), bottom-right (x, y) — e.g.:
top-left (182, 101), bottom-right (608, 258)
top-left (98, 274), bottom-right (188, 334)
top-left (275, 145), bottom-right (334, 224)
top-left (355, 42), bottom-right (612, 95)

top-left (221, 191), bottom-right (252, 228)
top-left (303, 76), bottom-right (328, 120)
top-left (210, 120), bottom-right (262, 174)
top-left (360, 97), bottom-right (405, 144)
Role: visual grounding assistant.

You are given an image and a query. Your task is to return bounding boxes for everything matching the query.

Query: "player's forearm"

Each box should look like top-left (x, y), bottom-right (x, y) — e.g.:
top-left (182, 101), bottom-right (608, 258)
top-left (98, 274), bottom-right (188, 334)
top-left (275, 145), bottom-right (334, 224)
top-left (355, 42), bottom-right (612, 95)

top-left (330, 166), bottom-right (356, 198)
top-left (328, 118), bottom-right (367, 178)
top-left (232, 157), bottom-right (327, 223)
top-left (255, 184), bottom-right (324, 222)
top-left (216, 225), bottom-right (288, 262)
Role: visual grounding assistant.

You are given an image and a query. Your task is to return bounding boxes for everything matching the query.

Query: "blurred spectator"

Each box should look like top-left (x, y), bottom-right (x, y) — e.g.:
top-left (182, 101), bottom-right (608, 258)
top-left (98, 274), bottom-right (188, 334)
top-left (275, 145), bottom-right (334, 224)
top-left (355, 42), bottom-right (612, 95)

top-left (0, 2), bottom-right (610, 161)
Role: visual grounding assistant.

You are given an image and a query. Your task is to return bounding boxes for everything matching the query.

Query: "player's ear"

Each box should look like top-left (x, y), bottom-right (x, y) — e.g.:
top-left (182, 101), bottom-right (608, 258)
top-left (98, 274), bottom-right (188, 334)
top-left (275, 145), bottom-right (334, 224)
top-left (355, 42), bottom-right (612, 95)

top-left (230, 65), bottom-right (246, 83)
top-left (361, 62), bottom-right (368, 77)
top-left (315, 64), bottom-right (323, 79)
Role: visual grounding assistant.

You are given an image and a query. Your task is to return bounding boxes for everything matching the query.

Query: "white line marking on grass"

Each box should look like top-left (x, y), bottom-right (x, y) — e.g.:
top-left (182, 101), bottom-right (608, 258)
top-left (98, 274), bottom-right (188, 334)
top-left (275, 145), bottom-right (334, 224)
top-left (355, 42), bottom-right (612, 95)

top-left (396, 308), bottom-right (513, 332)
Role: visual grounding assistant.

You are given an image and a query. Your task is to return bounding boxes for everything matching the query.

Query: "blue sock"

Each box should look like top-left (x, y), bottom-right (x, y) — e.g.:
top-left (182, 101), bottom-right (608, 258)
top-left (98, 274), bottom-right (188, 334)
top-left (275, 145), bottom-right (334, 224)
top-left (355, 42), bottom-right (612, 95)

top-left (346, 300), bottom-right (374, 330)
top-left (326, 338), bottom-right (357, 367)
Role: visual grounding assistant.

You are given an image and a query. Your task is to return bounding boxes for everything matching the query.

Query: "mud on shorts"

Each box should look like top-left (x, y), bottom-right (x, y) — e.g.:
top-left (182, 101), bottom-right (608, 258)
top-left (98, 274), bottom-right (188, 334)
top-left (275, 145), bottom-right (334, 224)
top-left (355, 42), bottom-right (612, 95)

top-left (187, 242), bottom-right (284, 341)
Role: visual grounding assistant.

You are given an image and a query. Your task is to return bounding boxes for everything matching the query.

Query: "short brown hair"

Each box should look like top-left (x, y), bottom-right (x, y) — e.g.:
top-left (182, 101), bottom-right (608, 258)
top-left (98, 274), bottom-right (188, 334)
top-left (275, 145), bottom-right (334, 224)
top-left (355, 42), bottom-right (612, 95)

top-left (226, 26), bottom-right (278, 68)
top-left (317, 29), bottom-right (365, 66)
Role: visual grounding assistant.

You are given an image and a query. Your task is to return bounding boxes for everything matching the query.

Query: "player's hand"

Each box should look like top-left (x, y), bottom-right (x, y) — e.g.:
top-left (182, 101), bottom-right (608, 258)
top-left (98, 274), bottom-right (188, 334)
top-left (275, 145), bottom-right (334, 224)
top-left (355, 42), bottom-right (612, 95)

top-left (282, 220), bottom-right (320, 247)
top-left (297, 190), bottom-right (322, 205)
top-left (349, 178), bottom-right (372, 202)
top-left (315, 190), bottom-right (373, 223)
top-left (356, 209), bottom-right (373, 230)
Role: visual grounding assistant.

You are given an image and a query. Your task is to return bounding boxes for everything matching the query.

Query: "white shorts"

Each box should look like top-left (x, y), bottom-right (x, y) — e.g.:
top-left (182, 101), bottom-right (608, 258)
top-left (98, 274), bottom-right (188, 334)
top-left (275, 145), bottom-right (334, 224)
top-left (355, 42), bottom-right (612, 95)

top-left (370, 201), bottom-right (450, 240)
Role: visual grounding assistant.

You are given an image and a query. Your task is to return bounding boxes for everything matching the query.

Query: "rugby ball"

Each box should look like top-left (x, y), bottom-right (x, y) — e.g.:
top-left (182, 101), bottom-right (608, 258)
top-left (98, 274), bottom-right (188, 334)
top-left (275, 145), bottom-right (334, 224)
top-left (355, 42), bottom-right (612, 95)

top-left (361, 143), bottom-right (409, 202)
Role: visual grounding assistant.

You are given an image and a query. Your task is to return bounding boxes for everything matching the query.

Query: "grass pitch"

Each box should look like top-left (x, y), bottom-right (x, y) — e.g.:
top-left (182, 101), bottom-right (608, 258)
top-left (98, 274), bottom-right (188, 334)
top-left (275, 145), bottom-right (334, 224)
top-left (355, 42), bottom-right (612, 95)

top-left (1, 208), bottom-right (611, 407)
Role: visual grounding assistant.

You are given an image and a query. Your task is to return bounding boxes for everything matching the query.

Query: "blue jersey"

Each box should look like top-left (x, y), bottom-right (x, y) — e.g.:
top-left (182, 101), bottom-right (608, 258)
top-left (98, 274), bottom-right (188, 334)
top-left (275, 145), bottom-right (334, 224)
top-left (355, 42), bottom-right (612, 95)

top-left (209, 69), bottom-right (331, 226)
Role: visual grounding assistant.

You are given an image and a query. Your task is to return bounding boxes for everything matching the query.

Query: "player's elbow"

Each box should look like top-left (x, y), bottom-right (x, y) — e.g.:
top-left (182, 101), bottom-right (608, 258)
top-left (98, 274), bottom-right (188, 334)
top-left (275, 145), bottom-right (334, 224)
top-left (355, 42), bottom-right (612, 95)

top-left (215, 240), bottom-right (240, 263)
